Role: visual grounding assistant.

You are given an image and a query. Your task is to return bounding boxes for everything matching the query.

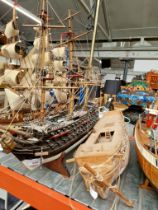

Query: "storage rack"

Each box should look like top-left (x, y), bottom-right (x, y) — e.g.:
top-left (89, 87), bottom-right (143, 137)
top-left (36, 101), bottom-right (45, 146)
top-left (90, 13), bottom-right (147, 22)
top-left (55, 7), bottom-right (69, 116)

top-left (0, 165), bottom-right (89, 210)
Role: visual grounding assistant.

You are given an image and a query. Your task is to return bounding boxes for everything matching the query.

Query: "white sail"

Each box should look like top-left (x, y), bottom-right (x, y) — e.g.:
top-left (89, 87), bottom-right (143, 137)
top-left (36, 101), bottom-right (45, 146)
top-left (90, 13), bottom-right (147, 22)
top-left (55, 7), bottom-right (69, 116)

top-left (31, 90), bottom-right (41, 111)
top-left (53, 60), bottom-right (65, 71)
top-left (52, 47), bottom-right (66, 58)
top-left (4, 69), bottom-right (24, 85)
top-left (4, 20), bottom-right (19, 39)
top-left (1, 42), bottom-right (23, 59)
top-left (31, 51), bottom-right (51, 66)
top-left (0, 75), bottom-right (5, 86)
top-left (0, 62), bottom-right (6, 73)
top-left (5, 88), bottom-right (30, 111)
top-left (53, 74), bottom-right (67, 103)
top-left (33, 36), bottom-right (49, 50)
top-left (31, 90), bottom-right (55, 110)
top-left (20, 47), bottom-right (37, 87)
top-left (53, 89), bottom-right (67, 103)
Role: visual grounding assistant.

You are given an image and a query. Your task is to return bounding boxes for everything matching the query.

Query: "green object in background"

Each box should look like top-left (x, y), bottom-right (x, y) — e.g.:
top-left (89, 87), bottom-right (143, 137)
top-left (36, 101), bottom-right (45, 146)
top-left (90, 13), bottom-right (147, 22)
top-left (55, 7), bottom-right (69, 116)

top-left (127, 81), bottom-right (149, 90)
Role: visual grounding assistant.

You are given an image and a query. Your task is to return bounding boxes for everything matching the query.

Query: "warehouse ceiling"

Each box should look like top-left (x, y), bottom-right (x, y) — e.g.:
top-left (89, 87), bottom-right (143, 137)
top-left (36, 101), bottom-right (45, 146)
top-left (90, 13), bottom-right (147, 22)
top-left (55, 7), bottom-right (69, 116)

top-left (0, 0), bottom-right (158, 43)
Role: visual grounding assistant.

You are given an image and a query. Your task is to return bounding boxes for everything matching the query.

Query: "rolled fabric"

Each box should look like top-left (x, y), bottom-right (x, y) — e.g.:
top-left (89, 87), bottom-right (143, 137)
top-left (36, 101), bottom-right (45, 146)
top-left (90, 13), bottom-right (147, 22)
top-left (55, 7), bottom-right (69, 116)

top-left (4, 69), bottom-right (24, 85)
top-left (1, 41), bottom-right (25, 59)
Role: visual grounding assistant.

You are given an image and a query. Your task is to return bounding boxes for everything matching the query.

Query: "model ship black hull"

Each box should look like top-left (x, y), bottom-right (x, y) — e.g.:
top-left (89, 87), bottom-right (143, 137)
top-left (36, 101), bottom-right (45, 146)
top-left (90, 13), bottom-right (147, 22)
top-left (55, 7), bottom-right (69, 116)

top-left (10, 105), bottom-right (98, 170)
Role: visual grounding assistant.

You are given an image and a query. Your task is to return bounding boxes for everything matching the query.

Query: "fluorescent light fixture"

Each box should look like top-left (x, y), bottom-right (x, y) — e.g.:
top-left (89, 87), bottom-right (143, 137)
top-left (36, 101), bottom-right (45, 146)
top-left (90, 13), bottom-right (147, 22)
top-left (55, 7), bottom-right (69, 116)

top-left (0, 0), bottom-right (42, 24)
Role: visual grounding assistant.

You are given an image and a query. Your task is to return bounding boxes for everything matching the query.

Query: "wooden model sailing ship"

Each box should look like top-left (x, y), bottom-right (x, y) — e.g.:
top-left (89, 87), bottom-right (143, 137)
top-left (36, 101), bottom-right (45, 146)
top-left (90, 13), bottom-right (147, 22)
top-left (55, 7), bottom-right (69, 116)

top-left (74, 110), bottom-right (133, 206)
top-left (0, 1), bottom-right (99, 176)
top-left (135, 108), bottom-right (158, 189)
top-left (0, 4), bottom-right (35, 123)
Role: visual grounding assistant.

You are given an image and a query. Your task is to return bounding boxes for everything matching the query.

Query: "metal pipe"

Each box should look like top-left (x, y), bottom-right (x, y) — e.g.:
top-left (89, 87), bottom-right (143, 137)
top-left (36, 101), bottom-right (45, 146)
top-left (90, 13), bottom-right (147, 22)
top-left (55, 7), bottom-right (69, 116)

top-left (123, 60), bottom-right (128, 81)
top-left (89, 0), bottom-right (101, 68)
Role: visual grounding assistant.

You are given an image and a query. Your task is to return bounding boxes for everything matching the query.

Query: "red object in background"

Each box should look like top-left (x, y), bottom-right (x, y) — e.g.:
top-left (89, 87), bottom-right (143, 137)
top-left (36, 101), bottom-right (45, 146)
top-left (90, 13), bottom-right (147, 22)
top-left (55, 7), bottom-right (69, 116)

top-left (67, 73), bottom-right (83, 79)
top-left (146, 70), bottom-right (158, 90)
top-left (146, 113), bottom-right (158, 129)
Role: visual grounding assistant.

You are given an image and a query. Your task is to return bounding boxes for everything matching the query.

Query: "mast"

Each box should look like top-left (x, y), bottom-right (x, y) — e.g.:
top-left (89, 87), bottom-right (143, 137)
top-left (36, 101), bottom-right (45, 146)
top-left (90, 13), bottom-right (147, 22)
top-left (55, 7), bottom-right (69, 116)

top-left (40, 0), bottom-right (47, 117)
top-left (84, 0), bottom-right (101, 109)
top-left (67, 9), bottom-right (75, 115)
top-left (12, 0), bottom-right (16, 43)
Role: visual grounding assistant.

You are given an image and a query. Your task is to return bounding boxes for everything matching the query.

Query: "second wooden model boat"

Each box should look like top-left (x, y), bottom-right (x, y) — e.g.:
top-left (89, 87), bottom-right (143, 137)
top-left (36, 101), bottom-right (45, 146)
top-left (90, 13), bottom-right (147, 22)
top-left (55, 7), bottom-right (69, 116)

top-left (74, 110), bottom-right (133, 207)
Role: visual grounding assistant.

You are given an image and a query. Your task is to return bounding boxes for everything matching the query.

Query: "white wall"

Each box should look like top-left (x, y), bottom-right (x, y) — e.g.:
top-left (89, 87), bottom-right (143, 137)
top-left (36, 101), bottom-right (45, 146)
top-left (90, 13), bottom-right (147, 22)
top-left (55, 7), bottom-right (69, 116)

top-left (134, 60), bottom-right (158, 72)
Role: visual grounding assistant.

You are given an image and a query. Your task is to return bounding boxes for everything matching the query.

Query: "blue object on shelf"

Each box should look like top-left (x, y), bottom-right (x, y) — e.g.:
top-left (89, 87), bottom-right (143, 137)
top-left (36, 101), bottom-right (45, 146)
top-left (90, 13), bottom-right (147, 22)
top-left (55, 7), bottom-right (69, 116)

top-left (117, 90), bottom-right (155, 107)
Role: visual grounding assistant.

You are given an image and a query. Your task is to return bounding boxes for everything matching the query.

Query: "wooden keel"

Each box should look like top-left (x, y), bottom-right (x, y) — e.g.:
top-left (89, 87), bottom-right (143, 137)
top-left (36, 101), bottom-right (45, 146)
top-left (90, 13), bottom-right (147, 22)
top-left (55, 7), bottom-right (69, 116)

top-left (44, 153), bottom-right (70, 177)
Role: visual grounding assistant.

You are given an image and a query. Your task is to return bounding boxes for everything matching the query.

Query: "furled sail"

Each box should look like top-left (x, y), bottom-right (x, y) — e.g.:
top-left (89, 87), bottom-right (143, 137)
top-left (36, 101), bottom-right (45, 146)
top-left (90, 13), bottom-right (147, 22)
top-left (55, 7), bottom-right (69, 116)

top-left (4, 20), bottom-right (19, 39)
top-left (5, 88), bottom-right (30, 111)
top-left (1, 41), bottom-right (25, 59)
top-left (4, 69), bottom-right (24, 85)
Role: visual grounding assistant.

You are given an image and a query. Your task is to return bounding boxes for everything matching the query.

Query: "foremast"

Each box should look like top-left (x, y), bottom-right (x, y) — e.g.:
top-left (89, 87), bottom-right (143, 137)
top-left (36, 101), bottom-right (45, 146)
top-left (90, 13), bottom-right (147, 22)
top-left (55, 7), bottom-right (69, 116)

top-left (38, 0), bottom-right (65, 118)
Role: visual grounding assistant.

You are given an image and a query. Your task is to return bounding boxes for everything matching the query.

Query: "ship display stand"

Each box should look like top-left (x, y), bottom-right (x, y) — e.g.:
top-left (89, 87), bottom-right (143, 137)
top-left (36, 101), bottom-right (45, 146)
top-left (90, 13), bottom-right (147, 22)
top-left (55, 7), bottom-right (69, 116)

top-left (0, 121), bottom-right (158, 210)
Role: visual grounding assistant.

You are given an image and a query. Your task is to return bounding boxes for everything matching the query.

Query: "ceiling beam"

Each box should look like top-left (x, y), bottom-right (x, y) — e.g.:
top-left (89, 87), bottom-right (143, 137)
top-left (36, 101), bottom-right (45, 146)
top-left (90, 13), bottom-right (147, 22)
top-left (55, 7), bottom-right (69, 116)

top-left (75, 48), bottom-right (158, 59)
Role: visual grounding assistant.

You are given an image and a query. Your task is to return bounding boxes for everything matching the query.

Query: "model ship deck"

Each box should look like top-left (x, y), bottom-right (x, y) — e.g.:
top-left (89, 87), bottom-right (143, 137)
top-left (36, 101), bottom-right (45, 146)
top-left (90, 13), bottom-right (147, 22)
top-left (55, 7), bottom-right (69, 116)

top-left (0, 123), bottom-right (157, 210)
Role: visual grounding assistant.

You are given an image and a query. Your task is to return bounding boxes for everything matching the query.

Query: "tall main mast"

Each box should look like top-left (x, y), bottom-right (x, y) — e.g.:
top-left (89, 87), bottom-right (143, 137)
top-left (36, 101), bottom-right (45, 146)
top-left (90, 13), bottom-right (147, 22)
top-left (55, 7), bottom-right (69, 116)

top-left (40, 0), bottom-right (48, 117)
top-left (67, 10), bottom-right (75, 115)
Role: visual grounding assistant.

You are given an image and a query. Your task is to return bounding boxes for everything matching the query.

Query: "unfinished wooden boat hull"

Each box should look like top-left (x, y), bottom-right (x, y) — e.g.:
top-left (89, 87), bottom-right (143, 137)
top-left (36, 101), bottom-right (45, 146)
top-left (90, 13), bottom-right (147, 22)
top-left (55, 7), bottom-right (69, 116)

top-left (135, 121), bottom-right (158, 189)
top-left (75, 110), bottom-right (130, 199)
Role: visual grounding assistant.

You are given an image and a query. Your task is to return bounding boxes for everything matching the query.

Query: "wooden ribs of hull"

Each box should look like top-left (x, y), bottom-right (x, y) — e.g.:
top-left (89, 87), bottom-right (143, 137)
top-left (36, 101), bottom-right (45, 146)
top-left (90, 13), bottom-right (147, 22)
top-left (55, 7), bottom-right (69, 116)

top-left (136, 145), bottom-right (158, 190)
